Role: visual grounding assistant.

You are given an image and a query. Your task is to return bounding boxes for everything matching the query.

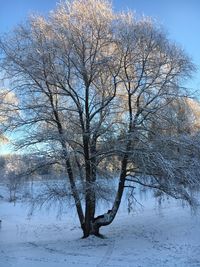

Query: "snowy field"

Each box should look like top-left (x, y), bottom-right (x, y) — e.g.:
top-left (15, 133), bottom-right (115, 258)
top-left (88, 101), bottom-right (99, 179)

top-left (0, 185), bottom-right (200, 267)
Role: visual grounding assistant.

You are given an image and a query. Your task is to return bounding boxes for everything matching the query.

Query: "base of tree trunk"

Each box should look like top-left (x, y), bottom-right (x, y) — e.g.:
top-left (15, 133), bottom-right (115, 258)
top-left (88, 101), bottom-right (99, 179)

top-left (82, 226), bottom-right (105, 239)
top-left (94, 233), bottom-right (105, 239)
top-left (82, 232), bottom-right (105, 239)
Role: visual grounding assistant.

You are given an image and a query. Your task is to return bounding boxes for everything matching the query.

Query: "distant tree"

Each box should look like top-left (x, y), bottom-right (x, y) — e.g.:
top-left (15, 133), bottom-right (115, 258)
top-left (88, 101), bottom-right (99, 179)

top-left (3, 155), bottom-right (24, 202)
top-left (0, 156), bottom-right (5, 169)
top-left (0, 89), bottom-right (17, 142)
top-left (0, 0), bottom-right (199, 238)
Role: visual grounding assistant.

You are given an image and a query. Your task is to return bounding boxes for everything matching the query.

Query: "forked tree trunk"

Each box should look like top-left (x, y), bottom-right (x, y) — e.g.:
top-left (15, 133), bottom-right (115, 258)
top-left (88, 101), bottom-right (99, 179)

top-left (81, 153), bottom-right (129, 238)
top-left (87, 93), bottom-right (134, 237)
top-left (82, 97), bottom-right (133, 237)
top-left (89, 154), bottom-right (128, 237)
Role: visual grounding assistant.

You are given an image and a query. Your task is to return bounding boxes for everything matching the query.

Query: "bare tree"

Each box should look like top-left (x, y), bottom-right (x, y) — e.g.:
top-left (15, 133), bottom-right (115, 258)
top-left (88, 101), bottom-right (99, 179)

top-left (0, 0), bottom-right (199, 238)
top-left (0, 89), bottom-right (17, 140)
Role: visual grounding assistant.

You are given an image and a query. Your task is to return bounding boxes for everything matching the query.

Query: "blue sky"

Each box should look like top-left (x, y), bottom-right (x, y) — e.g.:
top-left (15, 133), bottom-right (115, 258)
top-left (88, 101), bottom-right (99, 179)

top-left (0, 0), bottom-right (199, 90)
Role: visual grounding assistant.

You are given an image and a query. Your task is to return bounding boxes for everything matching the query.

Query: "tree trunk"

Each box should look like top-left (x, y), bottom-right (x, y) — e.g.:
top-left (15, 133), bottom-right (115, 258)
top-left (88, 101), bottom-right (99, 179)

top-left (82, 142), bottom-right (97, 238)
top-left (86, 152), bottom-right (129, 237)
top-left (65, 158), bottom-right (85, 232)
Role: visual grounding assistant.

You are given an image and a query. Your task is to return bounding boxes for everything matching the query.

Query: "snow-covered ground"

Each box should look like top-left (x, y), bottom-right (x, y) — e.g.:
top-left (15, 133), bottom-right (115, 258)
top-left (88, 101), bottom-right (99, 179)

top-left (0, 186), bottom-right (200, 267)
